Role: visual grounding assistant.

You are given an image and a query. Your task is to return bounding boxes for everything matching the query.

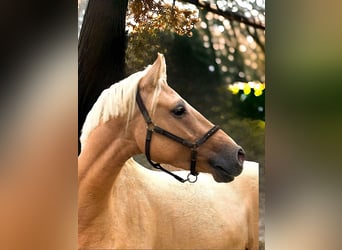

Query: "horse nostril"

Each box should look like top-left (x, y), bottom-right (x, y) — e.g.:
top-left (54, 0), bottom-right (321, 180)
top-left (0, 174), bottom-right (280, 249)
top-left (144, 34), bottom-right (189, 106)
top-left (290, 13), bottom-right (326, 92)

top-left (237, 147), bottom-right (245, 166)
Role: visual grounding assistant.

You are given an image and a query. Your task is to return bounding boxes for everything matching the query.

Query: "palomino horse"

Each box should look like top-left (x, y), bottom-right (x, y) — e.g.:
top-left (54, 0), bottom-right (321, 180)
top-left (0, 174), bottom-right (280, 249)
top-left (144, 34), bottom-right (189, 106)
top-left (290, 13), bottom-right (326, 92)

top-left (78, 54), bottom-right (259, 249)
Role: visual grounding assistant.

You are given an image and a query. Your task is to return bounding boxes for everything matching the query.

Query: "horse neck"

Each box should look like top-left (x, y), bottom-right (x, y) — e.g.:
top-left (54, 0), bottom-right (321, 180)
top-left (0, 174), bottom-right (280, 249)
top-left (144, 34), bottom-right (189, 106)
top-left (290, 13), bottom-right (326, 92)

top-left (78, 117), bottom-right (140, 233)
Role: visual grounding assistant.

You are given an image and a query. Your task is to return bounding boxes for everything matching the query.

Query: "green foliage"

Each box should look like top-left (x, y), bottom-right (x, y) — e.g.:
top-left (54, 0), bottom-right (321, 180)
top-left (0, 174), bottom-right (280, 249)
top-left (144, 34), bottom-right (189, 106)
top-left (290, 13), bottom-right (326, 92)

top-left (232, 88), bottom-right (265, 120)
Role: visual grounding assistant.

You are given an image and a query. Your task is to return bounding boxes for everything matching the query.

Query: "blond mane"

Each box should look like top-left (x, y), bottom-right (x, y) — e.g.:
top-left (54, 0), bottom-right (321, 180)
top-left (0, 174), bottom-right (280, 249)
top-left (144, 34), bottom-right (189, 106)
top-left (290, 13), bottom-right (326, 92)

top-left (80, 65), bottom-right (166, 150)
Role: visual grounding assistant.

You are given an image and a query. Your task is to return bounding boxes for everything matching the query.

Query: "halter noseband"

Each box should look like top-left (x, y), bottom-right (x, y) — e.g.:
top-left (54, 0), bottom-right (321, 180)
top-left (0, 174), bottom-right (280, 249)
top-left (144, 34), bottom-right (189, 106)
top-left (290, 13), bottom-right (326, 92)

top-left (136, 88), bottom-right (220, 183)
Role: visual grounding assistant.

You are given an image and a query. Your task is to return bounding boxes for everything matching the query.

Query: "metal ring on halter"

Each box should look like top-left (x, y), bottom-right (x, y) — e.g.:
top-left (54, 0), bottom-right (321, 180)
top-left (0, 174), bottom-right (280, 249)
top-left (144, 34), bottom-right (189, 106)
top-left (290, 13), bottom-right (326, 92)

top-left (187, 173), bottom-right (198, 183)
top-left (146, 122), bottom-right (155, 131)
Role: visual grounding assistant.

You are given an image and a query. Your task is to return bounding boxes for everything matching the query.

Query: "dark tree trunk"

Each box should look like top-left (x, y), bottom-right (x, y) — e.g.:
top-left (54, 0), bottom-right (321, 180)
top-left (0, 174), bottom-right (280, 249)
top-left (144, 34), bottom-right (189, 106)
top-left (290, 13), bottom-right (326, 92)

top-left (78, 0), bottom-right (129, 152)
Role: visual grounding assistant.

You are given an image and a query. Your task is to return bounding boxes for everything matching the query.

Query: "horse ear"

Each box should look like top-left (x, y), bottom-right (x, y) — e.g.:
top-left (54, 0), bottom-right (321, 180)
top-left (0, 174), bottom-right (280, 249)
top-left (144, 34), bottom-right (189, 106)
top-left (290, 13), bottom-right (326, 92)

top-left (140, 53), bottom-right (167, 90)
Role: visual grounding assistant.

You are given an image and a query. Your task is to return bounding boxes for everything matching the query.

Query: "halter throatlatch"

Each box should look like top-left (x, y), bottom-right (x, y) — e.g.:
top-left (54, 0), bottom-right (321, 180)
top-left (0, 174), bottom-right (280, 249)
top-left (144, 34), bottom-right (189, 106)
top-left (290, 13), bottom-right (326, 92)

top-left (136, 88), bottom-right (220, 183)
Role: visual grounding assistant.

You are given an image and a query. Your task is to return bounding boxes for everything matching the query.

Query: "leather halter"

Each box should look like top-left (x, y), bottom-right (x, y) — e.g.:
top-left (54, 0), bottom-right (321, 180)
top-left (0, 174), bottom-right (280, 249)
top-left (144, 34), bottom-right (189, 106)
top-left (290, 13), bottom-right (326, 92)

top-left (136, 88), bottom-right (220, 183)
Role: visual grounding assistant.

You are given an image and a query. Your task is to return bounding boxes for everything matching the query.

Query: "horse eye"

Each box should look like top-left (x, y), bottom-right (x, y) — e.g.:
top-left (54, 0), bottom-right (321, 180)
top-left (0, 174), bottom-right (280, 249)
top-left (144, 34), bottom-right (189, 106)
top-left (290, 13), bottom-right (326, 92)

top-left (172, 105), bottom-right (186, 117)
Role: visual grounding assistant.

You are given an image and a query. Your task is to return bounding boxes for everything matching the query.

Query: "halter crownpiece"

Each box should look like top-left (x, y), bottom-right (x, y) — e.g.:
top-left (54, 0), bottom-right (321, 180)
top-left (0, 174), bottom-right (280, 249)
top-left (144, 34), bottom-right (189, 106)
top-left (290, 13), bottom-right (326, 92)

top-left (136, 88), bottom-right (220, 183)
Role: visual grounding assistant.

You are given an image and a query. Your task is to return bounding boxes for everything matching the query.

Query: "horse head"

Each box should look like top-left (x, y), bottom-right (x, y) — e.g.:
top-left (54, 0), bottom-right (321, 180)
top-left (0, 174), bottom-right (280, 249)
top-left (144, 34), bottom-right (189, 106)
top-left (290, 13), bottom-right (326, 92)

top-left (133, 54), bottom-right (245, 182)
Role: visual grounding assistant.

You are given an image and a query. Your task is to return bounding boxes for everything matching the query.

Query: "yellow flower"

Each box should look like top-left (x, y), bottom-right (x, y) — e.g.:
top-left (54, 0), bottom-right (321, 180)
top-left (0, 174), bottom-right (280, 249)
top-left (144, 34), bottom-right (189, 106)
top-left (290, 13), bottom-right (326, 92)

top-left (254, 89), bottom-right (263, 96)
top-left (228, 84), bottom-right (240, 95)
top-left (243, 84), bottom-right (251, 95)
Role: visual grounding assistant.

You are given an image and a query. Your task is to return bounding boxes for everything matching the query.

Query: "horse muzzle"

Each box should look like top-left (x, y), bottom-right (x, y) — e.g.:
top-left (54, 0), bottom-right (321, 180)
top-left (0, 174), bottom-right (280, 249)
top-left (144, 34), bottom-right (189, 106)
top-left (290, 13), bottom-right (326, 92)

top-left (208, 146), bottom-right (245, 183)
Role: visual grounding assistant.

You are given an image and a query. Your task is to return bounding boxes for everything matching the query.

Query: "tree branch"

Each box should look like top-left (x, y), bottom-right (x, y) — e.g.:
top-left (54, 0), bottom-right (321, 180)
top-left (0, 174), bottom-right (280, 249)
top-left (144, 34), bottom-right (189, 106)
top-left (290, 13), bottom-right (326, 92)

top-left (180, 0), bottom-right (265, 30)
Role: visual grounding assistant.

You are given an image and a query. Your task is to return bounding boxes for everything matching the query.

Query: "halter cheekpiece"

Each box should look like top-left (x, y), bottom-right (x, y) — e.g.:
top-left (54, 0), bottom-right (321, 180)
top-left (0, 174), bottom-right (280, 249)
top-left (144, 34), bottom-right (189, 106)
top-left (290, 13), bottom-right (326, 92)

top-left (136, 88), bottom-right (220, 183)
